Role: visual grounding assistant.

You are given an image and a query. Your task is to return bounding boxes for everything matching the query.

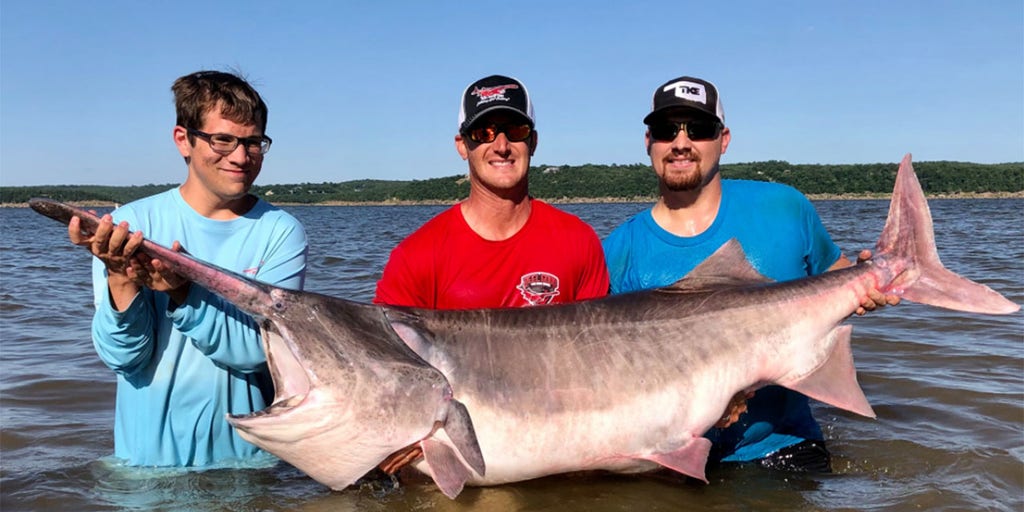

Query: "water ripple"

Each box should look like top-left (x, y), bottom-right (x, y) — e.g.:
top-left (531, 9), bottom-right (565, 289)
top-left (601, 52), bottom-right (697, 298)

top-left (1, 201), bottom-right (1022, 512)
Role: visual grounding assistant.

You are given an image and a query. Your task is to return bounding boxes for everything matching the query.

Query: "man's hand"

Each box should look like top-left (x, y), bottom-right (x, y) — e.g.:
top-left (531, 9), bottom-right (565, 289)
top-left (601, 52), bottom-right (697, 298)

top-left (379, 444), bottom-right (423, 474)
top-left (69, 214), bottom-right (143, 276)
top-left (68, 214), bottom-right (191, 307)
top-left (853, 249), bottom-right (900, 315)
top-left (126, 241), bottom-right (191, 305)
top-left (829, 250), bottom-right (901, 316)
top-left (715, 390), bottom-right (753, 428)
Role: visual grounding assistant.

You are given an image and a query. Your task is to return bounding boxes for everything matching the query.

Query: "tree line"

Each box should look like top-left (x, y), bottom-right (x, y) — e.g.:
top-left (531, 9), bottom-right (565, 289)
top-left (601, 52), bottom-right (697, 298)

top-left (3, 160), bottom-right (1021, 205)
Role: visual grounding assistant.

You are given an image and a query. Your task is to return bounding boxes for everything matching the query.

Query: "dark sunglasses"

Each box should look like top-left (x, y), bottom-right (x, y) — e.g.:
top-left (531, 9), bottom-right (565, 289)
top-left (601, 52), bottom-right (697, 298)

top-left (648, 119), bottom-right (723, 142)
top-left (464, 122), bottom-right (533, 143)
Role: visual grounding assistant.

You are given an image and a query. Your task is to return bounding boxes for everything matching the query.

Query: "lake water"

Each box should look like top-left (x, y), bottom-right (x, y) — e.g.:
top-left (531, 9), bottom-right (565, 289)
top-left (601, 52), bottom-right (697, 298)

top-left (1, 199), bottom-right (1021, 511)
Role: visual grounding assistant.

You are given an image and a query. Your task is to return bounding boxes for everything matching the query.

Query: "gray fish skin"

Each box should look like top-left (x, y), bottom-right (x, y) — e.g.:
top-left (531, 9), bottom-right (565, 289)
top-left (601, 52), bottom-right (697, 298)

top-left (29, 199), bottom-right (486, 499)
top-left (385, 153), bottom-right (1019, 488)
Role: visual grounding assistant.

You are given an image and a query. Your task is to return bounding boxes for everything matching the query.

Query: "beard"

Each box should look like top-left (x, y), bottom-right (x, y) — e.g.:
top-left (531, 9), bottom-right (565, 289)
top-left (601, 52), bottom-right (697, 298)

top-left (658, 151), bottom-right (705, 191)
top-left (661, 167), bottom-right (704, 191)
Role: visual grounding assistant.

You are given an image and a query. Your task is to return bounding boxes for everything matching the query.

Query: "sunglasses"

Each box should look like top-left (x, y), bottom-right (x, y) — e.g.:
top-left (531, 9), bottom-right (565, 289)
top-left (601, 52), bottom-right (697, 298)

top-left (465, 122), bottom-right (533, 143)
top-left (648, 119), bottom-right (723, 142)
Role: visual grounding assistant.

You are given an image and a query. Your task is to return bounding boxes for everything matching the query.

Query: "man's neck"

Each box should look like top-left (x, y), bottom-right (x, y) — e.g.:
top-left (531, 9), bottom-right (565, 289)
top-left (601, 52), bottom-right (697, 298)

top-left (651, 175), bottom-right (723, 237)
top-left (459, 188), bottom-right (532, 241)
top-left (178, 181), bottom-right (255, 220)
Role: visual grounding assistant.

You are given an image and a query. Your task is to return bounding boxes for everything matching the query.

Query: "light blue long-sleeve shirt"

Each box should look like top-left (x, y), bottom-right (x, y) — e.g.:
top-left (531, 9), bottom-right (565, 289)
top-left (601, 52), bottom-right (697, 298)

top-left (90, 188), bottom-right (307, 467)
top-left (602, 180), bottom-right (842, 462)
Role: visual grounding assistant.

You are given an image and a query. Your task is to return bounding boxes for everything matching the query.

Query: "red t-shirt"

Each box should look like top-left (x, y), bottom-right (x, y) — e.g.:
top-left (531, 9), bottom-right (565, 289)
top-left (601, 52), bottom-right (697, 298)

top-left (374, 200), bottom-right (609, 309)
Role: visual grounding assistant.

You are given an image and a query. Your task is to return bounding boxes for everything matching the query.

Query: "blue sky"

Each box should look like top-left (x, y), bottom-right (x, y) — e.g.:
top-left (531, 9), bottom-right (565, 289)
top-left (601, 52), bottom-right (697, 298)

top-left (2, 0), bottom-right (1021, 187)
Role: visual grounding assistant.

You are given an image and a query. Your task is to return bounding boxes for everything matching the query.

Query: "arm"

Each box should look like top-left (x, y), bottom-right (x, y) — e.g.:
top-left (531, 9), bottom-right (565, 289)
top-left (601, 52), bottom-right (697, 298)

top-left (72, 213), bottom-right (161, 375)
top-left (90, 256), bottom-right (161, 374)
top-left (798, 194), bottom-right (897, 315)
top-left (169, 219), bottom-right (308, 371)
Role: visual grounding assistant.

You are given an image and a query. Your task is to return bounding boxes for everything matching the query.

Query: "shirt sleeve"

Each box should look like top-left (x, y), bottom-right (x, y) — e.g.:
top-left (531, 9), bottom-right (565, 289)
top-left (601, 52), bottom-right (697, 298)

top-left (90, 256), bottom-right (160, 375)
top-left (169, 218), bottom-right (308, 371)
top-left (89, 206), bottom-right (166, 376)
top-left (374, 242), bottom-right (431, 307)
top-left (574, 226), bottom-right (611, 300)
top-left (602, 224), bottom-right (633, 295)
top-left (800, 197), bottom-right (843, 276)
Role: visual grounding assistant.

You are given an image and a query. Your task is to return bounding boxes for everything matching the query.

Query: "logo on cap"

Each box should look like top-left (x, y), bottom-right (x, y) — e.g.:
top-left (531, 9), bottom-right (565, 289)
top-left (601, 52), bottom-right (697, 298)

top-left (472, 84), bottom-right (520, 107)
top-left (663, 80), bottom-right (707, 105)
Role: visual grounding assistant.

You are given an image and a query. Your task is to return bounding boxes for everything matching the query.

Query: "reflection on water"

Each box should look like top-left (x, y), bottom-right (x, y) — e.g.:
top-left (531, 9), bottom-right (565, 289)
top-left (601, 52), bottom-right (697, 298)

top-left (1, 199), bottom-right (1021, 511)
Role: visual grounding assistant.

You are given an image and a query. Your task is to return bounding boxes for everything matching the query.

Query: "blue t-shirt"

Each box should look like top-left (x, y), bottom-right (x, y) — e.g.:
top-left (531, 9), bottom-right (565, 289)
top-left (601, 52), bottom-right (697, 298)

top-left (602, 179), bottom-right (842, 462)
top-left (90, 188), bottom-right (308, 467)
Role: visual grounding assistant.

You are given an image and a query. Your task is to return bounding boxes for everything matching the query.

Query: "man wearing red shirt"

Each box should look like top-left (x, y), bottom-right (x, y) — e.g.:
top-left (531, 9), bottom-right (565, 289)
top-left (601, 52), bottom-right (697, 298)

top-left (373, 75), bottom-right (609, 475)
top-left (375, 75), bottom-right (609, 309)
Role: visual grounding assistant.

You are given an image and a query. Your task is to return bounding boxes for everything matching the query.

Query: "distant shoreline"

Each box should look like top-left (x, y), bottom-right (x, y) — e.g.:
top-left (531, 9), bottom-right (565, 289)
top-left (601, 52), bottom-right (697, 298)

top-left (4, 191), bottom-right (1022, 209)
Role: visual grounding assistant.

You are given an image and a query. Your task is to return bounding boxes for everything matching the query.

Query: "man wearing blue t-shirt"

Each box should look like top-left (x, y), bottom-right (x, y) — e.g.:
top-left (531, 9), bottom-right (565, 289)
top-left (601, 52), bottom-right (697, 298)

top-left (603, 75), bottom-right (895, 472)
top-left (67, 71), bottom-right (308, 467)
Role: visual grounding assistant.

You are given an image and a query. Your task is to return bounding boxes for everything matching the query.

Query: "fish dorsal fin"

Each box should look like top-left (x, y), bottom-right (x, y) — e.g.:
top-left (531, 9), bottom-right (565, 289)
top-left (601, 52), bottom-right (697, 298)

top-left (659, 239), bottom-right (773, 293)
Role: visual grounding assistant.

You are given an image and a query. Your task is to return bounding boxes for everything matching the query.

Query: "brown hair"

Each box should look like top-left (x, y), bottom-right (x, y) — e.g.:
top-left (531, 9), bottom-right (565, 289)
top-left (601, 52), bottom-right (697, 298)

top-left (172, 70), bottom-right (268, 134)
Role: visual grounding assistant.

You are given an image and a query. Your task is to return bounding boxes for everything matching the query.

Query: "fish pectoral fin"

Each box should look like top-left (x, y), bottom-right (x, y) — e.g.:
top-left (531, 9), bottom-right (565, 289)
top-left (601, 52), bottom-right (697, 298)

top-left (421, 438), bottom-right (472, 499)
top-left (781, 325), bottom-right (876, 418)
top-left (418, 400), bottom-right (485, 499)
top-left (644, 437), bottom-right (711, 483)
top-left (442, 399), bottom-right (486, 476)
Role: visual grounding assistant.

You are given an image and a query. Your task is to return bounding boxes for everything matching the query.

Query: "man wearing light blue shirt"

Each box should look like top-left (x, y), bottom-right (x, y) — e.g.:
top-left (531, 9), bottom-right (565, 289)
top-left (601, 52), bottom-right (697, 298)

top-left (68, 70), bottom-right (307, 466)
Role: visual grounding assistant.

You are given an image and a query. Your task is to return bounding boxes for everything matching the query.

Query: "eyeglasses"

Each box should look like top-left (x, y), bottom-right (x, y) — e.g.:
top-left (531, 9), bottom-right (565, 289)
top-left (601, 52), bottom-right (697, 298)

top-left (648, 119), bottom-right (722, 142)
top-left (464, 123), bottom-right (533, 143)
top-left (187, 128), bottom-right (273, 156)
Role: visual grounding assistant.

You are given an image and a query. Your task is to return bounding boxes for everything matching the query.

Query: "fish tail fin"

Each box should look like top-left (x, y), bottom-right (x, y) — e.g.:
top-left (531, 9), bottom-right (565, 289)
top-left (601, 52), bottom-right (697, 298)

top-left (875, 154), bottom-right (1019, 314)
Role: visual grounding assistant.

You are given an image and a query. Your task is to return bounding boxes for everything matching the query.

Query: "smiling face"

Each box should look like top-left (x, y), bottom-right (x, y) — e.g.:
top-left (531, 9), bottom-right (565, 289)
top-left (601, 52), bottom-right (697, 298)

top-left (455, 111), bottom-right (537, 198)
top-left (174, 104), bottom-right (265, 216)
top-left (645, 111), bottom-right (731, 192)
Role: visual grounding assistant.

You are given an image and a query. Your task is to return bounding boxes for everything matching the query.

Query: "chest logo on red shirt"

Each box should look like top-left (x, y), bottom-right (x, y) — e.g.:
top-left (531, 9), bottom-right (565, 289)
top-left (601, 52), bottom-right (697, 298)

top-left (517, 272), bottom-right (560, 305)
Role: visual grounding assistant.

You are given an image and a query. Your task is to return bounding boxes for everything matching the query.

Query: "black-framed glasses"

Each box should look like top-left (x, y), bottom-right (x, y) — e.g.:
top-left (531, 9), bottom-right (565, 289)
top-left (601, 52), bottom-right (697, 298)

top-left (187, 128), bottom-right (273, 156)
top-left (464, 122), bottom-right (533, 144)
top-left (648, 119), bottom-right (722, 142)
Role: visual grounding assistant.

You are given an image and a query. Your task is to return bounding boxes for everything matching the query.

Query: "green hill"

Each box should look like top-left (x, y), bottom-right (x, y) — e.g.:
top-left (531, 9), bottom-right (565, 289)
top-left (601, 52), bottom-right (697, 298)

top-left (3, 160), bottom-right (1021, 205)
